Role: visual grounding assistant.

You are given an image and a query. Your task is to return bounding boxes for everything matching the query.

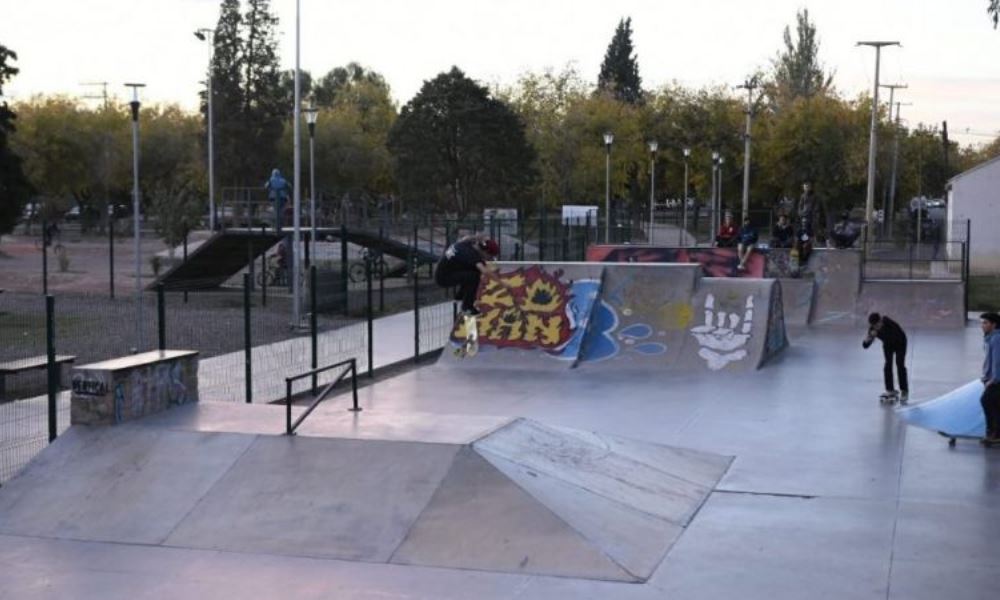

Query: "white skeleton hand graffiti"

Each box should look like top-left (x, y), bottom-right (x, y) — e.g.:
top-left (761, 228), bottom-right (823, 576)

top-left (689, 293), bottom-right (754, 370)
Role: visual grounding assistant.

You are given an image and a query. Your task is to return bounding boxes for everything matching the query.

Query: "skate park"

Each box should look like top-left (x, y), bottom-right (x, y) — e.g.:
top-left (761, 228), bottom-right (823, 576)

top-left (2, 241), bottom-right (997, 599)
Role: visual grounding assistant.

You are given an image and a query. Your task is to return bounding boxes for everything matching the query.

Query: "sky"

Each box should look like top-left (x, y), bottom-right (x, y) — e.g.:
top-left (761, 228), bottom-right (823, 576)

top-left (1, 0), bottom-right (998, 147)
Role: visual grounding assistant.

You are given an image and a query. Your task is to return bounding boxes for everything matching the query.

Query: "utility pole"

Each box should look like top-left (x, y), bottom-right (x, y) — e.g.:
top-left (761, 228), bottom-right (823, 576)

top-left (887, 101), bottom-right (912, 239)
top-left (292, 0), bottom-right (303, 328)
top-left (82, 82), bottom-right (114, 296)
top-left (737, 76), bottom-right (759, 223)
top-left (880, 83), bottom-right (907, 238)
top-left (857, 41), bottom-right (901, 246)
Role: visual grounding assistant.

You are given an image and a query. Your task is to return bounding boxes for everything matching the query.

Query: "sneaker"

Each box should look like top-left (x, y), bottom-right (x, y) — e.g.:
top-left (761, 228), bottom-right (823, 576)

top-left (899, 392), bottom-right (909, 404)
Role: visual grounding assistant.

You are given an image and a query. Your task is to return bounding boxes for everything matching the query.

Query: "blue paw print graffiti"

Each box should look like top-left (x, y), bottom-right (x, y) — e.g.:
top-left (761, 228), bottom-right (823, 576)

top-left (618, 323), bottom-right (668, 356)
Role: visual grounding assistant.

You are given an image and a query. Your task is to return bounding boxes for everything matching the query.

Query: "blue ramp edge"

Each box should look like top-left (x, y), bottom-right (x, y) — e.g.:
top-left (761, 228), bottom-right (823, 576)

top-left (896, 379), bottom-right (985, 438)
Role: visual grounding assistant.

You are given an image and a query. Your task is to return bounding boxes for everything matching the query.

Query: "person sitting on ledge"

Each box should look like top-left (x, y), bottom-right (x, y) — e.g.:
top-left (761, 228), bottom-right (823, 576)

top-left (715, 212), bottom-right (738, 248)
top-left (771, 214), bottom-right (794, 248)
top-left (737, 216), bottom-right (758, 271)
top-left (830, 211), bottom-right (861, 249)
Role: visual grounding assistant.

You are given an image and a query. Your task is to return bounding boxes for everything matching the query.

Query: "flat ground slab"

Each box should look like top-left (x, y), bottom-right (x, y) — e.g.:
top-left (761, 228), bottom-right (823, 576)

top-left (2, 324), bottom-right (1000, 598)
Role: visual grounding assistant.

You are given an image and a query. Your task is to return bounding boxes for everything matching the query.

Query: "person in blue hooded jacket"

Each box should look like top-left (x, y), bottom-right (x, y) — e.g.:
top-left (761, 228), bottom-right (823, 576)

top-left (979, 312), bottom-right (1000, 445)
top-left (264, 169), bottom-right (290, 232)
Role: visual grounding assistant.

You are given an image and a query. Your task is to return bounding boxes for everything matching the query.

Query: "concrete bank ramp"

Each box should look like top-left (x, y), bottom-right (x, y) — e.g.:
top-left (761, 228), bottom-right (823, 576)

top-left (0, 407), bottom-right (731, 582)
top-left (443, 261), bottom-right (787, 373)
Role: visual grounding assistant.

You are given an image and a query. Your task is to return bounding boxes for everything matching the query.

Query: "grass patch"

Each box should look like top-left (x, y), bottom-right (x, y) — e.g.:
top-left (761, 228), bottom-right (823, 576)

top-left (969, 276), bottom-right (1000, 312)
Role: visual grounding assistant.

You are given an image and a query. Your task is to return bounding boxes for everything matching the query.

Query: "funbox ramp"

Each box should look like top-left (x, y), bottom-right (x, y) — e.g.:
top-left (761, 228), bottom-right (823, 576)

top-left (441, 262), bottom-right (787, 373)
top-left (0, 413), bottom-right (731, 583)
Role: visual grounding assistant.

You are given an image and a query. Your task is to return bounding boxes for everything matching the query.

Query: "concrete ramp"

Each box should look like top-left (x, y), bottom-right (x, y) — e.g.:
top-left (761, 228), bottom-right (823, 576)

top-left (0, 408), bottom-right (730, 582)
top-left (855, 280), bottom-right (966, 329)
top-left (442, 262), bottom-right (787, 373)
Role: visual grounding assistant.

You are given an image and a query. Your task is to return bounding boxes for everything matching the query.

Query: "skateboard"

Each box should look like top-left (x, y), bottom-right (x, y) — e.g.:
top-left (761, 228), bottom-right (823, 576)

top-left (937, 432), bottom-right (997, 448)
top-left (788, 247), bottom-right (800, 278)
top-left (879, 390), bottom-right (901, 405)
top-left (453, 313), bottom-right (479, 358)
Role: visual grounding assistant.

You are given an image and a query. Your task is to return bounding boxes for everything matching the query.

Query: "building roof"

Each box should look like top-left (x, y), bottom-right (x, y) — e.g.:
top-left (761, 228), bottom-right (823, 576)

top-left (949, 153), bottom-right (1000, 186)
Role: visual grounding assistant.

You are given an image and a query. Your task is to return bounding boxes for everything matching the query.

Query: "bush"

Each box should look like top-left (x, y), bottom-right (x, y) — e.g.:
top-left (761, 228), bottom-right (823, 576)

top-left (55, 244), bottom-right (70, 272)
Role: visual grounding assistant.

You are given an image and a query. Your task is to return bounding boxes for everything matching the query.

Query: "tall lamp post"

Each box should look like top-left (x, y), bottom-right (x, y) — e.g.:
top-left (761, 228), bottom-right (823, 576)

top-left (711, 151), bottom-right (720, 236)
top-left (857, 41), bottom-right (901, 244)
top-left (125, 82), bottom-right (146, 350)
top-left (304, 105), bottom-right (319, 266)
top-left (718, 156), bottom-right (725, 229)
top-left (648, 140), bottom-right (658, 245)
top-left (603, 132), bottom-right (614, 243)
top-left (682, 148), bottom-right (691, 245)
top-left (194, 28), bottom-right (216, 231)
top-left (291, 0), bottom-right (303, 327)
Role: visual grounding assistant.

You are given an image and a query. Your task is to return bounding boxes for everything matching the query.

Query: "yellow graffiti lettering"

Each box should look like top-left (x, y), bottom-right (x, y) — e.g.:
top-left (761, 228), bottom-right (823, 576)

top-left (523, 313), bottom-right (564, 346)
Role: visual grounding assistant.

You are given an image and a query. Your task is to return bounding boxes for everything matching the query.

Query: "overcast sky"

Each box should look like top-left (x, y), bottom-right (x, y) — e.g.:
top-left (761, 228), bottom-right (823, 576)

top-left (2, 0), bottom-right (998, 146)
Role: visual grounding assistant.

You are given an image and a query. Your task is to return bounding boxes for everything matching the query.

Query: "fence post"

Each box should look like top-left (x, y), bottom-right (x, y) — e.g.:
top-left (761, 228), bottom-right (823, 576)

top-left (378, 226), bottom-right (385, 313)
top-left (413, 225), bottom-right (420, 363)
top-left (366, 252), bottom-right (374, 379)
top-left (260, 243), bottom-right (267, 307)
top-left (243, 273), bottom-right (252, 404)
top-left (109, 217), bottom-right (115, 299)
top-left (157, 283), bottom-right (166, 351)
top-left (310, 265), bottom-right (318, 396)
top-left (42, 220), bottom-right (49, 295)
top-left (340, 223), bottom-right (349, 316)
top-left (46, 295), bottom-right (57, 442)
top-left (349, 359), bottom-right (361, 412)
top-left (182, 232), bottom-right (188, 304)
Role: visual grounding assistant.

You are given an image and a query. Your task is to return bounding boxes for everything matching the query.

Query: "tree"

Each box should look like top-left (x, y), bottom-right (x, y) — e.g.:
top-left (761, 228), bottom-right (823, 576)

top-left (207, 0), bottom-right (285, 186)
top-left (767, 9), bottom-right (833, 109)
top-left (597, 18), bottom-right (643, 105)
top-left (991, 1), bottom-right (999, 27)
top-left (0, 44), bottom-right (32, 237)
top-left (313, 62), bottom-right (389, 108)
top-left (388, 67), bottom-right (536, 216)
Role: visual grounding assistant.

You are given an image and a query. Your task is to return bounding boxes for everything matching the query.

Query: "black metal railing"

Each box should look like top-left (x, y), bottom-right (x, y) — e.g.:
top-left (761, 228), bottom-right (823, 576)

top-left (284, 358), bottom-right (360, 436)
top-left (861, 241), bottom-right (967, 281)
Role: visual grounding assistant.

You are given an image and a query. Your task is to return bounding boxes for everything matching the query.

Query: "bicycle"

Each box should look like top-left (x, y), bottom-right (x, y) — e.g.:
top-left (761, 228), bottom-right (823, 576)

top-left (257, 254), bottom-right (299, 288)
top-left (348, 248), bottom-right (389, 283)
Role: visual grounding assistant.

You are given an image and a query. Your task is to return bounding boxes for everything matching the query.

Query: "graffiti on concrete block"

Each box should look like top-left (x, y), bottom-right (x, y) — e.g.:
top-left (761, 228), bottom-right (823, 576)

top-left (114, 361), bottom-right (191, 424)
top-left (71, 372), bottom-right (108, 396)
top-left (690, 293), bottom-right (754, 370)
top-left (453, 266), bottom-right (575, 351)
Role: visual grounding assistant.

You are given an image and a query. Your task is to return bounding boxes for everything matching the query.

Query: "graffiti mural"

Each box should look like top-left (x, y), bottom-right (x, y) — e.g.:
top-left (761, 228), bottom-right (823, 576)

top-left (689, 293), bottom-right (755, 370)
top-left (452, 266), bottom-right (575, 351)
top-left (587, 246), bottom-right (765, 278)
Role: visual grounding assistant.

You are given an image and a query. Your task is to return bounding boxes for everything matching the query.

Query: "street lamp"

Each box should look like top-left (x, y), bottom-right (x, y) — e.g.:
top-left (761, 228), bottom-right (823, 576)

top-left (711, 151), bottom-right (720, 235)
top-left (682, 148), bottom-right (690, 245)
top-left (648, 140), bottom-right (658, 245)
top-left (194, 28), bottom-right (216, 232)
top-left (304, 105), bottom-right (319, 266)
top-left (125, 82), bottom-right (145, 350)
top-left (603, 132), bottom-right (614, 243)
top-left (718, 156), bottom-right (725, 231)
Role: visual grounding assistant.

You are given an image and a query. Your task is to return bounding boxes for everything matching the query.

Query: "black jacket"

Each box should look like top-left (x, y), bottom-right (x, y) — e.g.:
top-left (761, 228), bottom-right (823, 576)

top-left (863, 316), bottom-right (907, 350)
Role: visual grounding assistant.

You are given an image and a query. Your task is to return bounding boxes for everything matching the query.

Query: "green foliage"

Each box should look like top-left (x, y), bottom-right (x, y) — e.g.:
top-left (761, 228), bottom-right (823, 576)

top-left (991, 1), bottom-right (999, 27)
top-left (388, 67), bottom-right (537, 216)
top-left (313, 63), bottom-right (390, 108)
top-left (597, 18), bottom-right (643, 105)
top-left (207, 0), bottom-right (285, 185)
top-left (0, 44), bottom-right (32, 236)
top-left (767, 9), bottom-right (833, 109)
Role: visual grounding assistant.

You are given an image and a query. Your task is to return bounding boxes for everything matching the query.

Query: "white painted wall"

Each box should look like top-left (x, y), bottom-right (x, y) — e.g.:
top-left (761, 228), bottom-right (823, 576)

top-left (947, 156), bottom-right (1000, 275)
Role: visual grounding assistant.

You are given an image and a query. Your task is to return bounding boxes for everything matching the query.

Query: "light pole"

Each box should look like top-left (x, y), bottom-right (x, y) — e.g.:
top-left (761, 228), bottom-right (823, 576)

top-left (682, 148), bottom-right (690, 245)
top-left (194, 28), bottom-right (216, 232)
top-left (603, 132), bottom-right (614, 243)
top-left (125, 82), bottom-right (145, 351)
top-left (292, 0), bottom-right (302, 327)
top-left (648, 140), bottom-right (658, 245)
top-left (304, 105), bottom-right (318, 266)
top-left (737, 77), bottom-right (759, 223)
top-left (711, 151), bottom-right (720, 235)
top-left (857, 41), bottom-right (901, 243)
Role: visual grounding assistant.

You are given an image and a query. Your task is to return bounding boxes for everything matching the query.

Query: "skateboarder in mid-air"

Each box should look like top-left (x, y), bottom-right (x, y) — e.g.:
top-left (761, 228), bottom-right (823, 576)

top-left (978, 312), bottom-right (1000, 445)
top-left (863, 313), bottom-right (909, 404)
top-left (435, 235), bottom-right (501, 315)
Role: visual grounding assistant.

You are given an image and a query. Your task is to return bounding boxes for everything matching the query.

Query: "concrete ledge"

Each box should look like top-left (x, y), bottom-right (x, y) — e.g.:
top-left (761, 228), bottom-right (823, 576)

top-left (71, 350), bottom-right (199, 426)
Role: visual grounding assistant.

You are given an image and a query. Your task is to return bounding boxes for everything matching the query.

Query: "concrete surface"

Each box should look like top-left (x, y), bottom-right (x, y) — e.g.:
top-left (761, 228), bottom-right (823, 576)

top-left (1, 321), bottom-right (999, 598)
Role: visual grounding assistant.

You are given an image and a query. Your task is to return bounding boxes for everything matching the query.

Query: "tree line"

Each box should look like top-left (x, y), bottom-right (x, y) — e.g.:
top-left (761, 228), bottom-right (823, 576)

top-left (2, 4), bottom-right (999, 239)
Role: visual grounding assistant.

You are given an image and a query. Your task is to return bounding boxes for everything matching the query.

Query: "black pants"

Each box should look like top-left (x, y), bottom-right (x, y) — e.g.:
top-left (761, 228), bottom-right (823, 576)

top-left (883, 344), bottom-right (908, 393)
top-left (436, 269), bottom-right (481, 313)
top-left (981, 383), bottom-right (1000, 437)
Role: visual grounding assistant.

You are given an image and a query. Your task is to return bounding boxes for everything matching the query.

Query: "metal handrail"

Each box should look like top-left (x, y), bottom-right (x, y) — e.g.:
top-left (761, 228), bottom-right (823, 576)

top-left (285, 357), bottom-right (361, 435)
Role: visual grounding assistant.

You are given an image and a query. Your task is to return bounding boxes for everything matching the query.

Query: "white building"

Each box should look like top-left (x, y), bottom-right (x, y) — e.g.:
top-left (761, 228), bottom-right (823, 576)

top-left (947, 154), bottom-right (1000, 275)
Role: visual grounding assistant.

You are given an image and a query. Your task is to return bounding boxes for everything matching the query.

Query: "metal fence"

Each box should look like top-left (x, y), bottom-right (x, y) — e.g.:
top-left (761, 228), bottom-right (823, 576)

top-left (0, 259), bottom-right (454, 484)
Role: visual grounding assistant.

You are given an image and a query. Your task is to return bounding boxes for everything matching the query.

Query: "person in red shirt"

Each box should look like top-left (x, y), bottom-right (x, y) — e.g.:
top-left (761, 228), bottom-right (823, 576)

top-left (715, 212), bottom-right (738, 248)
